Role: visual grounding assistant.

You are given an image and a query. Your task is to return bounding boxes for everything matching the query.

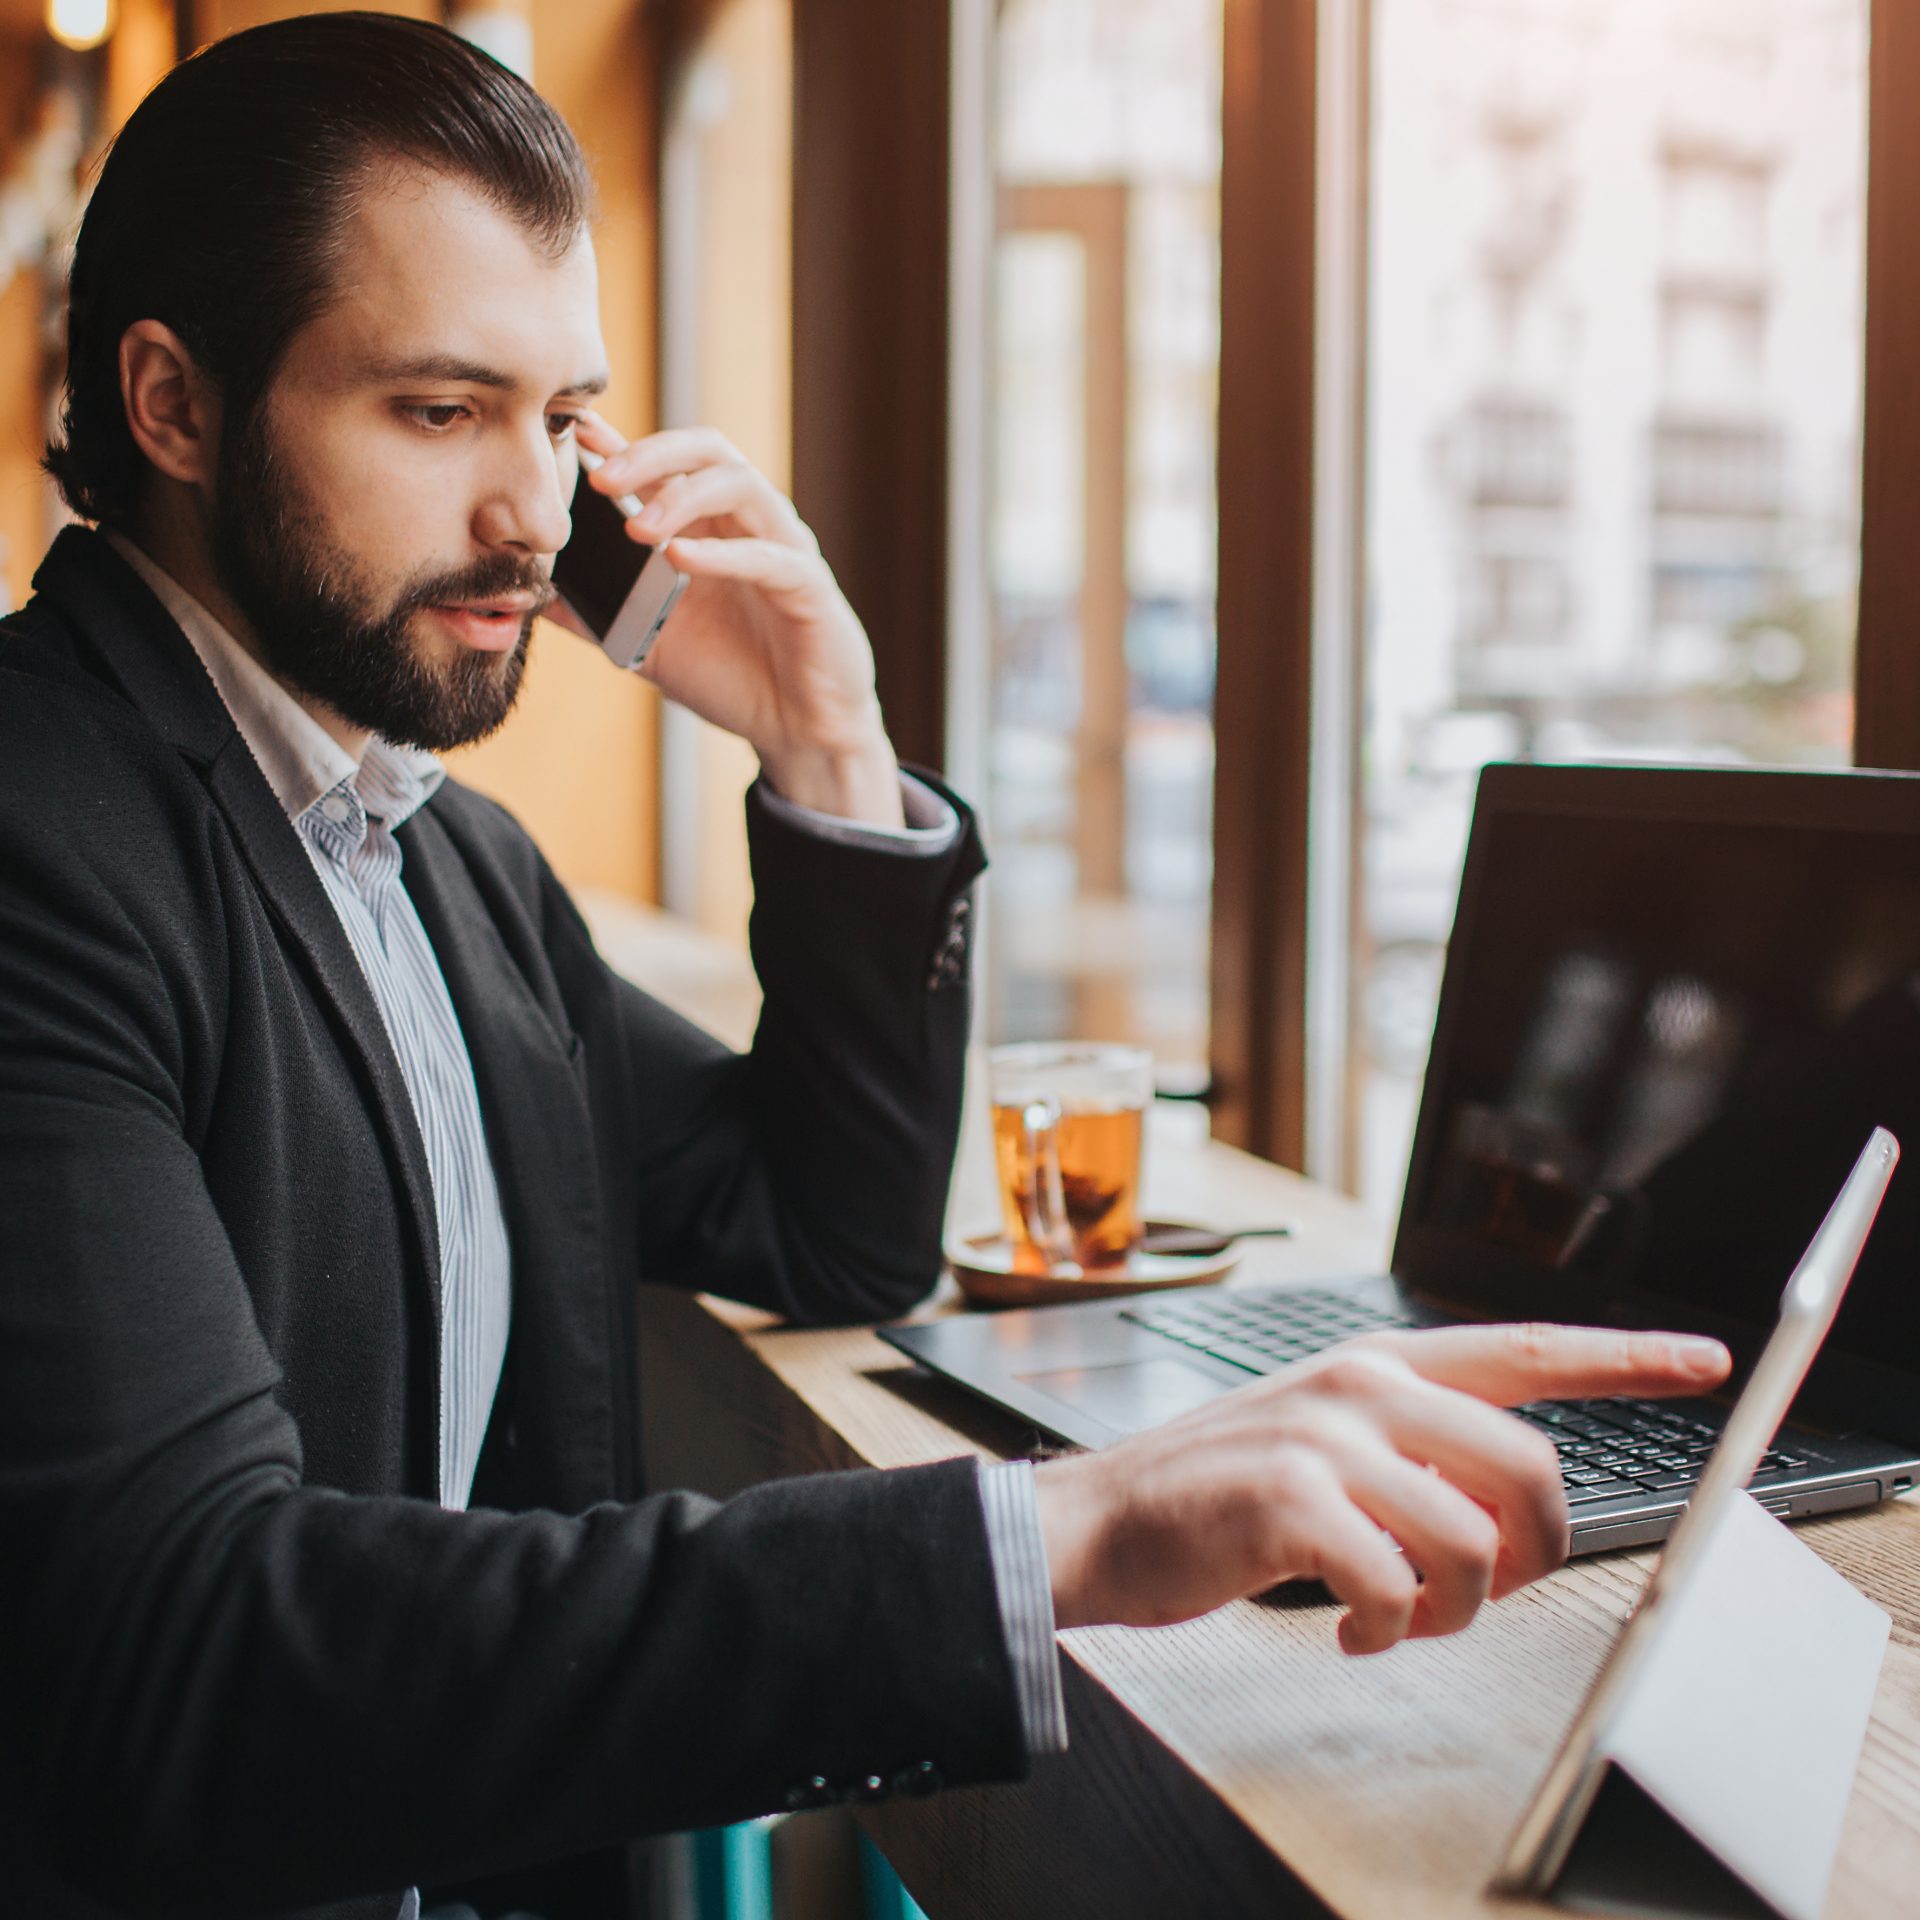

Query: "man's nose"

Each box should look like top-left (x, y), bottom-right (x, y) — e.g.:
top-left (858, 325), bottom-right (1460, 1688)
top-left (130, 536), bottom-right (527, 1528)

top-left (473, 426), bottom-right (574, 557)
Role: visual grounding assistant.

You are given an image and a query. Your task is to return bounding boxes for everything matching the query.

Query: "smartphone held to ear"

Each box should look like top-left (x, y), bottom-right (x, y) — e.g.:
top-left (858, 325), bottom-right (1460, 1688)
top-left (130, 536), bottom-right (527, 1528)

top-left (551, 448), bottom-right (689, 671)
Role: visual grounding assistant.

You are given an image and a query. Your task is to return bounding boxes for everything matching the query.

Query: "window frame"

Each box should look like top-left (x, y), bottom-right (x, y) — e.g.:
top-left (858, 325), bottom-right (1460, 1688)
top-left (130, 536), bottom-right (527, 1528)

top-left (774, 0), bottom-right (1911, 1181)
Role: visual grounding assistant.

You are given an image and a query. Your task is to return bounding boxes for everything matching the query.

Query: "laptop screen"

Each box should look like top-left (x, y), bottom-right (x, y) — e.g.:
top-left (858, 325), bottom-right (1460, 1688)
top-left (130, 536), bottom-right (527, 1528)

top-left (1395, 764), bottom-right (1920, 1440)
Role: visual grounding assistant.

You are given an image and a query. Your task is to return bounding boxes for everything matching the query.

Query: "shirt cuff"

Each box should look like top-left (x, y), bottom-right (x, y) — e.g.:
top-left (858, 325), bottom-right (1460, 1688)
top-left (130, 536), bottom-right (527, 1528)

top-left (978, 1459), bottom-right (1069, 1757)
top-left (752, 770), bottom-right (961, 855)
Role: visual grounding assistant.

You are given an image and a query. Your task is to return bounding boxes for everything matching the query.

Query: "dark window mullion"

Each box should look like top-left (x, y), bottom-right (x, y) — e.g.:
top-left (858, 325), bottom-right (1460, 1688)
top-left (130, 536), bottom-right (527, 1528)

top-left (1854, 0), bottom-right (1920, 770)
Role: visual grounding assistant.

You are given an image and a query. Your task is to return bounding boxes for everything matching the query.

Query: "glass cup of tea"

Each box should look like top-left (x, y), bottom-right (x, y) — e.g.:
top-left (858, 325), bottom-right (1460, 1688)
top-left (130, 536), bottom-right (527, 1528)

top-left (987, 1042), bottom-right (1153, 1273)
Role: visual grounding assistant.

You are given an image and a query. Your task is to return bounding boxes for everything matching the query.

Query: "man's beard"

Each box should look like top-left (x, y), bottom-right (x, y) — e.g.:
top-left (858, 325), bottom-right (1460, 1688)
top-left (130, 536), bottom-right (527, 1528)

top-left (209, 408), bottom-right (550, 751)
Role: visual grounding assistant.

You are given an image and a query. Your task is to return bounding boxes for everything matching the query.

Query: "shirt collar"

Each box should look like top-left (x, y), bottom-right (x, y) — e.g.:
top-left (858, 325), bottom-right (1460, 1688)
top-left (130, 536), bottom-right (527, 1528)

top-left (106, 531), bottom-right (445, 831)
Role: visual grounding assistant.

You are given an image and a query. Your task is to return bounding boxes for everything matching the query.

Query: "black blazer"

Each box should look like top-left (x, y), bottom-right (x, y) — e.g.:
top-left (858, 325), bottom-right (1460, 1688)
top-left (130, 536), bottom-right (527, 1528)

top-left (0, 530), bottom-right (1026, 1920)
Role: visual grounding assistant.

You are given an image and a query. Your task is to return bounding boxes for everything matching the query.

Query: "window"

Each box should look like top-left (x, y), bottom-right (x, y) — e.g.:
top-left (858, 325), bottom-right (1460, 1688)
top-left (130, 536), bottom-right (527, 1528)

top-left (1352, 0), bottom-right (1867, 1211)
top-left (981, 0), bottom-right (1223, 1089)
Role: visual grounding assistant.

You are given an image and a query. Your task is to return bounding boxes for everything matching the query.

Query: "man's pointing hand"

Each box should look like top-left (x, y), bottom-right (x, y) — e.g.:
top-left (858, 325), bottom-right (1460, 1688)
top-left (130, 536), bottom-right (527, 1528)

top-left (1033, 1323), bottom-right (1732, 1650)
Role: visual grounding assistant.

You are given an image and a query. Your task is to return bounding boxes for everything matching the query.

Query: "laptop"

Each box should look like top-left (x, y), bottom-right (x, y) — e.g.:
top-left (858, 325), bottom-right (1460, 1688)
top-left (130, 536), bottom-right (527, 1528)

top-left (885, 763), bottom-right (1920, 1555)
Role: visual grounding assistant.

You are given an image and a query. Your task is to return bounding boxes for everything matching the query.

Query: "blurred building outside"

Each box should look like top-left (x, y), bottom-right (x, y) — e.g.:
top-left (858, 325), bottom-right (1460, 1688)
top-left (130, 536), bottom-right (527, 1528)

top-left (1358, 0), bottom-right (1867, 1212)
top-left (984, 0), bottom-right (1222, 1104)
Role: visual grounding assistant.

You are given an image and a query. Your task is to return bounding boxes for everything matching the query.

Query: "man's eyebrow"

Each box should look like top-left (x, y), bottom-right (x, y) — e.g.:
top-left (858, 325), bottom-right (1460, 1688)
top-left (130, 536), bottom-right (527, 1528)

top-left (367, 354), bottom-right (610, 398)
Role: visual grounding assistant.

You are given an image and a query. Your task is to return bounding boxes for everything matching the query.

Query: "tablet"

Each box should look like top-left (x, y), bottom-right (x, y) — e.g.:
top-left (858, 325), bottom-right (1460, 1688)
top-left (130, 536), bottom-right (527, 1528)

top-left (1498, 1124), bottom-right (1900, 1897)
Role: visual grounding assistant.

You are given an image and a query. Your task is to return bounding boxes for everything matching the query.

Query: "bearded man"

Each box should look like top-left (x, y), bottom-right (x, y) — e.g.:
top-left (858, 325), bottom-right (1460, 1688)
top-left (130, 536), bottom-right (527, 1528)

top-left (0, 15), bottom-right (1728, 1920)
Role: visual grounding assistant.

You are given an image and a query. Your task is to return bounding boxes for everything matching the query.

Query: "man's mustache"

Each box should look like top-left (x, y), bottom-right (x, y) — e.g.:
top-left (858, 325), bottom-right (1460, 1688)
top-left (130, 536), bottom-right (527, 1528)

top-left (398, 556), bottom-right (557, 620)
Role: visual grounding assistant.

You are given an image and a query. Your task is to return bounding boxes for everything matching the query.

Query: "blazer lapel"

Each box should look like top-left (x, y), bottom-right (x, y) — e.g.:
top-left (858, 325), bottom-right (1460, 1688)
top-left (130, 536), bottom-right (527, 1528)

top-left (399, 806), bottom-right (616, 1513)
top-left (30, 531), bottom-right (447, 1386)
top-left (203, 744), bottom-right (445, 1309)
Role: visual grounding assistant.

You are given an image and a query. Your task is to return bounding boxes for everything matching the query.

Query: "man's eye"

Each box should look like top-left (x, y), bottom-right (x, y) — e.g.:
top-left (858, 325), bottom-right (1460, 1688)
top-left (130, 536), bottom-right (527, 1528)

top-left (403, 403), bottom-right (470, 431)
top-left (547, 413), bottom-right (579, 441)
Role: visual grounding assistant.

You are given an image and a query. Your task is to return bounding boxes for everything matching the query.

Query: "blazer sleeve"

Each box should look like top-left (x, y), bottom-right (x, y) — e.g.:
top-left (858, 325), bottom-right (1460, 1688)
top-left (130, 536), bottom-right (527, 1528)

top-left (583, 769), bottom-right (988, 1324)
top-left (0, 775), bottom-right (1026, 1916)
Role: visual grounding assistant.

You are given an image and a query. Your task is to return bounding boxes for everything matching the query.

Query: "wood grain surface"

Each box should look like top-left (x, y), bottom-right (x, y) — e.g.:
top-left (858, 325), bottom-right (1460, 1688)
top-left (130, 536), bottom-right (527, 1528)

top-left (636, 1117), bottom-right (1920, 1919)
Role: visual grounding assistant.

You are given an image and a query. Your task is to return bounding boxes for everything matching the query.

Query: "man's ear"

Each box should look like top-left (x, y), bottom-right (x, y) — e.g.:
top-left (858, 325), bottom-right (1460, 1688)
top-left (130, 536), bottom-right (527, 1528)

top-left (119, 320), bottom-right (224, 492)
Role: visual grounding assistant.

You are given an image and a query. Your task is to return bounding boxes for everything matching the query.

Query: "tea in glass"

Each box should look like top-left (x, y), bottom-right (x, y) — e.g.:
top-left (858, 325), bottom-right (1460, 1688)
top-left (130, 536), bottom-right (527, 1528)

top-left (987, 1043), bottom-right (1153, 1271)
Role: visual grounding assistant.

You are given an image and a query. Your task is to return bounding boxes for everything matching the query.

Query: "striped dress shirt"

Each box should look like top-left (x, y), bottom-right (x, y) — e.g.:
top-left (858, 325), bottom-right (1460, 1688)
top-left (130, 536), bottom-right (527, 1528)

top-left (297, 745), bottom-right (511, 1508)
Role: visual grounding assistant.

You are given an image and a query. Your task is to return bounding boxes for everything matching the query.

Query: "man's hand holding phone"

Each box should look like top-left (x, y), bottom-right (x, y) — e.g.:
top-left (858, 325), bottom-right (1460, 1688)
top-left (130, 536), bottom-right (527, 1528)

top-left (556, 413), bottom-right (906, 829)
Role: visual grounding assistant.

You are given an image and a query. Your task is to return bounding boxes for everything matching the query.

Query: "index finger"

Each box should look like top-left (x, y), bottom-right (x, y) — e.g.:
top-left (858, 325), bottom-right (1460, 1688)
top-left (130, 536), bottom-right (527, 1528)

top-left (1363, 1322), bottom-right (1731, 1407)
top-left (584, 423), bottom-right (743, 493)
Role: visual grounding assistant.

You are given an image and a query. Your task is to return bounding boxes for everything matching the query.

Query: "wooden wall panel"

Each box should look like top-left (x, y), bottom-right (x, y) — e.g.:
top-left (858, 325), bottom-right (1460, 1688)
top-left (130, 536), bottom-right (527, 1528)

top-left (103, 0), bottom-right (175, 128)
top-left (193, 0), bottom-right (435, 41)
top-left (651, 0), bottom-right (793, 947)
top-left (790, 0), bottom-right (951, 773)
top-left (450, 0), bottom-right (663, 902)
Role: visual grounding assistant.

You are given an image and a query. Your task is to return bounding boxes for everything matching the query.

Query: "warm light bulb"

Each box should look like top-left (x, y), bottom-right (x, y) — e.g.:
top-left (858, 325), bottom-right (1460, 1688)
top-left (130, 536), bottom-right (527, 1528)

top-left (46, 0), bottom-right (115, 53)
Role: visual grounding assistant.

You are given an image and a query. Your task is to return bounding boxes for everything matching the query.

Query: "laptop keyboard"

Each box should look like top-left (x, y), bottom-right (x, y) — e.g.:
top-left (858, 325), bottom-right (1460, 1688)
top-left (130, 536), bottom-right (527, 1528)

top-left (1517, 1398), bottom-right (1807, 1502)
top-left (1120, 1287), bottom-right (1810, 1506)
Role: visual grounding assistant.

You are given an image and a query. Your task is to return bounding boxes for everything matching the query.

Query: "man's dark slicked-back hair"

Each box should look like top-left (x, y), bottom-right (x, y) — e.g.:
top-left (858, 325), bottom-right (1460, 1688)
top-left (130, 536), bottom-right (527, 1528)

top-left (46, 10), bottom-right (593, 527)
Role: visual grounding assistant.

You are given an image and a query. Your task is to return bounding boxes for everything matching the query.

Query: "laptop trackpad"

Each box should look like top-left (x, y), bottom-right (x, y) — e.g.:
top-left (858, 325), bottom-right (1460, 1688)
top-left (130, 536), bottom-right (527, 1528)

top-left (1017, 1358), bottom-right (1230, 1435)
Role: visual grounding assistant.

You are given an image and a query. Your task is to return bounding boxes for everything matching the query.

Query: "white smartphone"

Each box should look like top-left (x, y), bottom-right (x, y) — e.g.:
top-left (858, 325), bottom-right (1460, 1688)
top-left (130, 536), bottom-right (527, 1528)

top-left (551, 447), bottom-right (689, 671)
top-left (1497, 1124), bottom-right (1900, 1898)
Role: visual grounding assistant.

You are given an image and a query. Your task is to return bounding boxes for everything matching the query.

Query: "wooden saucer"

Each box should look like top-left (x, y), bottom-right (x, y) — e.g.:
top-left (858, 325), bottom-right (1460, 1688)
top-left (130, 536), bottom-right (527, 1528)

top-left (946, 1220), bottom-right (1240, 1309)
